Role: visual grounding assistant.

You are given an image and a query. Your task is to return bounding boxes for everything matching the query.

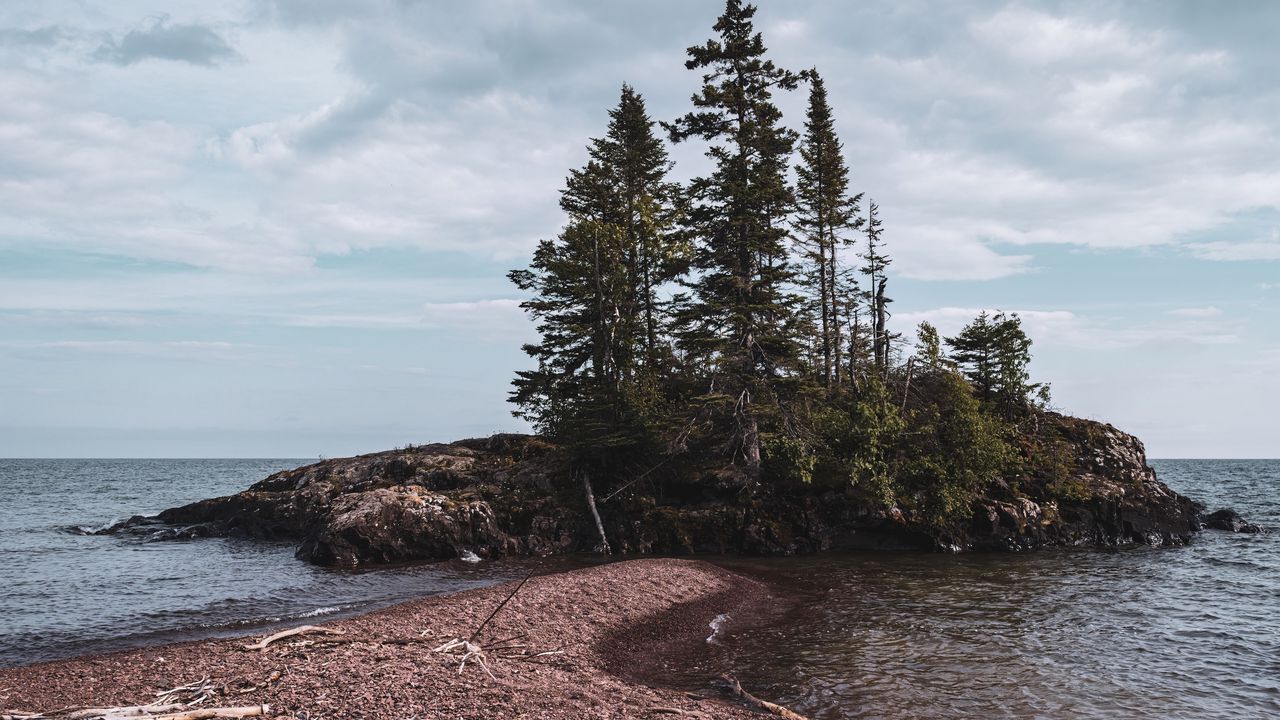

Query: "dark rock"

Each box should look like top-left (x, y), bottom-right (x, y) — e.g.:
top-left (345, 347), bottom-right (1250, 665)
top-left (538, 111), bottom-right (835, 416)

top-left (1200, 508), bottom-right (1263, 533)
top-left (115, 414), bottom-right (1213, 566)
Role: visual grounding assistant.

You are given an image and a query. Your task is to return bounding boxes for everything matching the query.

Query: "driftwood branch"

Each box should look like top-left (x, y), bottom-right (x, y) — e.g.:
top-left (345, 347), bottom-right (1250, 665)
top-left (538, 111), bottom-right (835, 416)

top-left (721, 674), bottom-right (809, 720)
top-left (3, 705), bottom-right (268, 720)
top-left (242, 625), bottom-right (344, 651)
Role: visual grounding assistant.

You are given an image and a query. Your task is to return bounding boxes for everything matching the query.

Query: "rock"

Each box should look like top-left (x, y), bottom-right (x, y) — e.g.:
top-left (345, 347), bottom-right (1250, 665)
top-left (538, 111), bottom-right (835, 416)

top-left (110, 413), bottom-right (1215, 566)
top-left (1200, 508), bottom-right (1263, 533)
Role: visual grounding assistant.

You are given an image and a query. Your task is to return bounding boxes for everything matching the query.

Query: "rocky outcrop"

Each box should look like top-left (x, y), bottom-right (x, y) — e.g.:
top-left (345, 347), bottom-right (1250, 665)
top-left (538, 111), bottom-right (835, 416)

top-left (963, 412), bottom-right (1202, 551)
top-left (1200, 508), bottom-right (1264, 534)
top-left (102, 414), bottom-right (1240, 565)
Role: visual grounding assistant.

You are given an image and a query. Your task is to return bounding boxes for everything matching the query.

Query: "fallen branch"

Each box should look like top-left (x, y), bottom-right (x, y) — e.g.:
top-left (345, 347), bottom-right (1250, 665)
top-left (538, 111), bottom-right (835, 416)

top-left (66, 705), bottom-right (185, 719)
top-left (3, 704), bottom-right (267, 720)
top-left (242, 626), bottom-right (344, 651)
top-left (468, 572), bottom-right (533, 643)
top-left (720, 675), bottom-right (808, 720)
top-left (143, 706), bottom-right (268, 720)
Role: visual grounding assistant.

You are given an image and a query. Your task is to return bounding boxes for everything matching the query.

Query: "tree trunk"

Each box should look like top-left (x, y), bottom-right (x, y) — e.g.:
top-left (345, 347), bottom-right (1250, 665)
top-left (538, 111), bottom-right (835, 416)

top-left (582, 472), bottom-right (611, 555)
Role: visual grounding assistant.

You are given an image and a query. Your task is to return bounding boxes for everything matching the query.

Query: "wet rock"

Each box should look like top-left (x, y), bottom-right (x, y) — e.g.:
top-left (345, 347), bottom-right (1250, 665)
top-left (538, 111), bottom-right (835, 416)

top-left (1201, 508), bottom-right (1263, 533)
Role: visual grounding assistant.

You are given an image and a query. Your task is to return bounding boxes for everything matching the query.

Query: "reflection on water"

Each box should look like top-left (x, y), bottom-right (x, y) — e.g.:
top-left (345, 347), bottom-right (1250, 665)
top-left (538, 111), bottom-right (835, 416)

top-left (693, 460), bottom-right (1280, 719)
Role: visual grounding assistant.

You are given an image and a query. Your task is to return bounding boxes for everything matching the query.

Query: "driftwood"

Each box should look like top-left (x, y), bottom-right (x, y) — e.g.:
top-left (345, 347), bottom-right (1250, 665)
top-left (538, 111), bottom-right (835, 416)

top-left (720, 675), bottom-right (809, 720)
top-left (242, 625), bottom-right (344, 651)
top-left (137, 706), bottom-right (267, 720)
top-left (2, 705), bottom-right (267, 720)
top-left (65, 705), bottom-right (185, 719)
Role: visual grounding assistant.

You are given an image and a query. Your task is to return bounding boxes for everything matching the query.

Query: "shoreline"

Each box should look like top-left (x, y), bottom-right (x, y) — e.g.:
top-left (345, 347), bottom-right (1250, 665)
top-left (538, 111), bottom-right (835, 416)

top-left (0, 559), bottom-right (778, 719)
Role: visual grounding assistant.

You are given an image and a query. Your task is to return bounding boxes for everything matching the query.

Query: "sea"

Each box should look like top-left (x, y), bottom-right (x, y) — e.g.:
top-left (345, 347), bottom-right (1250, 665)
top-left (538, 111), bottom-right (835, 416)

top-left (1, 458), bottom-right (1276, 718)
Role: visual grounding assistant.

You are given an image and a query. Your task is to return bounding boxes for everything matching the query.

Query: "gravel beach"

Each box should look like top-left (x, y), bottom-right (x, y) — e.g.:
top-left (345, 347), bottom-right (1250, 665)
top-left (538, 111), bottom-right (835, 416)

top-left (0, 559), bottom-right (776, 719)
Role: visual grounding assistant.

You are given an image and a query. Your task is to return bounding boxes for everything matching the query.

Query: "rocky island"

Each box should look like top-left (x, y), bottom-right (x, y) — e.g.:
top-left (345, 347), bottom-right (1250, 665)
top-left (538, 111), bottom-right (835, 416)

top-left (105, 409), bottom-right (1251, 569)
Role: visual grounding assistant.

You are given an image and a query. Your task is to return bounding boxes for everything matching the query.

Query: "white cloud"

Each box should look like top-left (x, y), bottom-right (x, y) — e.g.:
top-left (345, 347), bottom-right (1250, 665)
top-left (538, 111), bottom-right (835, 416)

top-left (1189, 228), bottom-right (1280, 261)
top-left (1167, 306), bottom-right (1222, 318)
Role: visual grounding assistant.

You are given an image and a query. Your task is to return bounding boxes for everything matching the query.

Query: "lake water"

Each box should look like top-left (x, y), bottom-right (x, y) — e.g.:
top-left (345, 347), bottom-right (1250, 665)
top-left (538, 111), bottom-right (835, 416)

top-left (697, 459), bottom-right (1280, 719)
top-left (0, 459), bottom-right (543, 667)
top-left (0, 458), bottom-right (1275, 718)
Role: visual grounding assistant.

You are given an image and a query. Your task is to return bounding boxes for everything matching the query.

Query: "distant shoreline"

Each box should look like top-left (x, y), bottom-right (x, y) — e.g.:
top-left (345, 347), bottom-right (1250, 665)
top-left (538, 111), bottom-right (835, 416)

top-left (0, 559), bottom-right (775, 719)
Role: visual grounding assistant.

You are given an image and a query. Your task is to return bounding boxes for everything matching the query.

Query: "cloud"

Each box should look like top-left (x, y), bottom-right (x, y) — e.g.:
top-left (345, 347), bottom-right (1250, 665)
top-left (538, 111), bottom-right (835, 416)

top-left (0, 26), bottom-right (69, 48)
top-left (893, 307), bottom-right (1241, 350)
top-left (93, 17), bottom-right (239, 67)
top-left (1167, 306), bottom-right (1222, 318)
top-left (1188, 228), bottom-right (1280, 261)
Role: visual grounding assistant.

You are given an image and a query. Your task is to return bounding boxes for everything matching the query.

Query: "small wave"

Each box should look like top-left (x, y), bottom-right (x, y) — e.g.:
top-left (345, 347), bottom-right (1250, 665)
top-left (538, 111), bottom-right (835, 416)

top-left (63, 518), bottom-right (122, 535)
top-left (459, 550), bottom-right (482, 563)
top-left (299, 606), bottom-right (341, 618)
top-left (707, 612), bottom-right (731, 644)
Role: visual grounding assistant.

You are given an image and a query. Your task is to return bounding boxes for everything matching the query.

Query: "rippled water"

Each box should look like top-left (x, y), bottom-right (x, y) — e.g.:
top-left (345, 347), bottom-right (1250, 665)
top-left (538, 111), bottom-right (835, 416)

top-left (0, 459), bottom-right (548, 668)
top-left (697, 459), bottom-right (1280, 719)
top-left (3, 458), bottom-right (1277, 718)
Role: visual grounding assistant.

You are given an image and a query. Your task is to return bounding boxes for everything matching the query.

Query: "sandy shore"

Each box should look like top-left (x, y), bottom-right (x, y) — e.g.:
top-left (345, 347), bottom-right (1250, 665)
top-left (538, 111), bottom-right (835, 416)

top-left (0, 559), bottom-right (776, 719)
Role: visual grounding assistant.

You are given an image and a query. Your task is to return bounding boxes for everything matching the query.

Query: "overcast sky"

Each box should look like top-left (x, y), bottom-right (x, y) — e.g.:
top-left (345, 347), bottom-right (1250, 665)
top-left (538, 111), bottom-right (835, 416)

top-left (1, 0), bottom-right (1277, 458)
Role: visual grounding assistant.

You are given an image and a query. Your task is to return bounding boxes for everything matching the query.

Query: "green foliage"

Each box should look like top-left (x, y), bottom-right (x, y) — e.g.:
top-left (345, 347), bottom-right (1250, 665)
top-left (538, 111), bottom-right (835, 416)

top-left (505, 1), bottom-right (1060, 543)
top-left (794, 70), bottom-right (863, 390)
top-left (761, 435), bottom-right (816, 487)
top-left (897, 371), bottom-right (1016, 528)
top-left (945, 311), bottom-right (1048, 418)
top-left (509, 85), bottom-right (680, 469)
top-left (664, 0), bottom-right (807, 473)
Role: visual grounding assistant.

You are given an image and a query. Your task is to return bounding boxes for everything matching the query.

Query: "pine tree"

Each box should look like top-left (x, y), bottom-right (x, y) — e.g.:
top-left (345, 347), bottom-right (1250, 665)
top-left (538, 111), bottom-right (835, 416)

top-left (945, 311), bottom-right (1045, 417)
top-left (860, 200), bottom-right (894, 372)
top-left (510, 86), bottom-right (679, 452)
top-left (794, 70), bottom-right (862, 391)
top-left (665, 0), bottom-right (804, 473)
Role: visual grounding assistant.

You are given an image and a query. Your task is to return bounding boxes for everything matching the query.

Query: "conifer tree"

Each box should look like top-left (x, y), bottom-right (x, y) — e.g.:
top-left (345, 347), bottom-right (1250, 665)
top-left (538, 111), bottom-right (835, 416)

top-left (510, 86), bottom-right (679, 451)
top-left (794, 70), bottom-right (862, 391)
top-left (860, 200), bottom-right (894, 371)
top-left (665, 0), bottom-right (804, 473)
top-left (945, 311), bottom-right (1044, 417)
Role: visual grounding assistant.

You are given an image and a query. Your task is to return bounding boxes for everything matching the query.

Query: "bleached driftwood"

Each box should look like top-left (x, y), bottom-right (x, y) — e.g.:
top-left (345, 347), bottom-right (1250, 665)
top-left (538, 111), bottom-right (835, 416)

top-left (2, 704), bottom-right (267, 720)
top-left (65, 704), bottom-right (185, 719)
top-left (242, 625), bottom-right (344, 651)
top-left (140, 705), bottom-right (267, 720)
top-left (721, 674), bottom-right (809, 720)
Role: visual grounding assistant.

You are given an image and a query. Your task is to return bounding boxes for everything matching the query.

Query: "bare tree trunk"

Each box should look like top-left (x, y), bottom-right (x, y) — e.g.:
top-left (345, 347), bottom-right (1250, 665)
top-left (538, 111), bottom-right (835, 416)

top-left (874, 277), bottom-right (888, 369)
top-left (901, 356), bottom-right (915, 411)
top-left (582, 472), bottom-right (610, 555)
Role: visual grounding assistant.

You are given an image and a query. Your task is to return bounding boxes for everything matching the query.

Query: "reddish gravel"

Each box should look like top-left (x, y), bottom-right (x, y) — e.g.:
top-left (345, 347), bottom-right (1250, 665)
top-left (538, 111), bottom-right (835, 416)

top-left (0, 559), bottom-right (775, 719)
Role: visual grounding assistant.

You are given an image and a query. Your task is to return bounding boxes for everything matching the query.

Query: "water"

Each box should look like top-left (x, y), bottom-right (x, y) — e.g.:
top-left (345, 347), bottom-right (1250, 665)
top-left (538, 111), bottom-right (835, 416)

top-left (693, 459), bottom-right (1280, 719)
top-left (2, 459), bottom-right (1277, 718)
top-left (0, 459), bottom-right (545, 668)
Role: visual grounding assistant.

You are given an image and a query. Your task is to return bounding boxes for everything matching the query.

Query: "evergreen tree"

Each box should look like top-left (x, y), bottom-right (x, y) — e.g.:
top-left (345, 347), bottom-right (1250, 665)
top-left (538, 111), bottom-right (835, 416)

top-left (664, 0), bottom-right (805, 474)
top-left (945, 311), bottom-right (1045, 417)
top-left (860, 201), bottom-right (894, 372)
top-left (794, 70), bottom-right (862, 391)
top-left (510, 85), bottom-right (679, 453)
top-left (916, 321), bottom-right (945, 370)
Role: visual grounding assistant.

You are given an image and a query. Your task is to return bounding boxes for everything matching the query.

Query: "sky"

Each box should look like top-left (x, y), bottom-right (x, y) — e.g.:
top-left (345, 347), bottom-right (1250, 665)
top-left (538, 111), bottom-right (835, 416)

top-left (0, 0), bottom-right (1276, 458)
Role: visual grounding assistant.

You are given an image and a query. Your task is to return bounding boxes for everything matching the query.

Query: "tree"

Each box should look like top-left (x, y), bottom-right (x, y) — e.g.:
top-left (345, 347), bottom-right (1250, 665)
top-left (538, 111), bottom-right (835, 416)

top-left (510, 85), bottom-right (679, 451)
top-left (916, 321), bottom-right (945, 370)
top-left (793, 70), bottom-right (862, 391)
top-left (945, 311), bottom-right (1046, 417)
top-left (860, 201), bottom-right (894, 372)
top-left (664, 0), bottom-right (805, 474)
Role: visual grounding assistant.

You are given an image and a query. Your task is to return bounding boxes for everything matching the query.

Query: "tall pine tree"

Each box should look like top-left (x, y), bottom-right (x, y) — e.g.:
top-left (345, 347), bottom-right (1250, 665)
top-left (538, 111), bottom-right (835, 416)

top-left (860, 200), bottom-right (894, 372)
top-left (665, 0), bottom-right (804, 474)
top-left (794, 70), bottom-right (862, 392)
top-left (510, 85), bottom-right (679, 457)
